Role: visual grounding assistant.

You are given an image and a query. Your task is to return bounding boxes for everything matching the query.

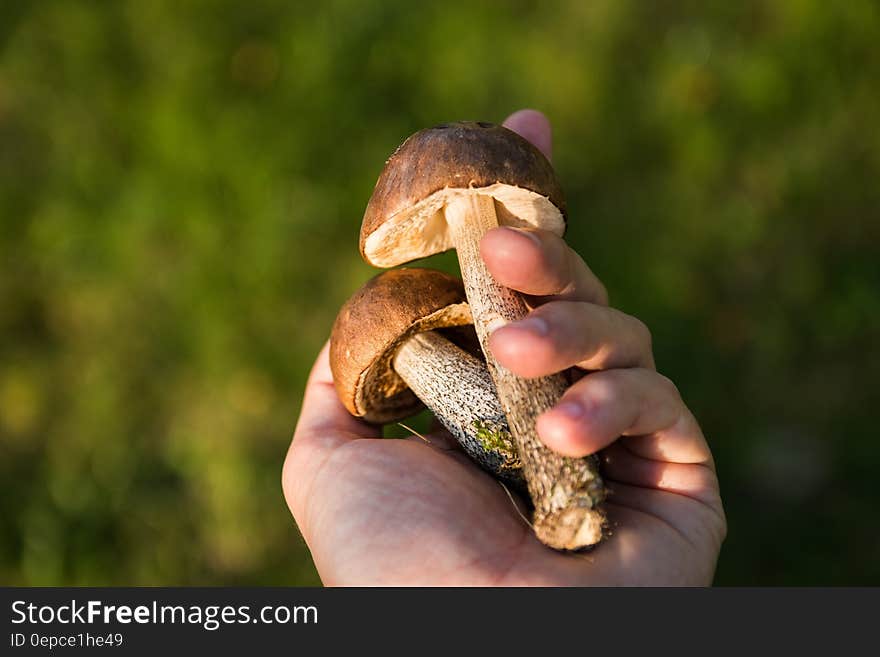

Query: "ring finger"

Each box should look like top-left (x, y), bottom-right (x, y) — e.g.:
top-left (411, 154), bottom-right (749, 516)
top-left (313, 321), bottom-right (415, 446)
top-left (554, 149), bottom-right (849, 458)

top-left (536, 367), bottom-right (713, 467)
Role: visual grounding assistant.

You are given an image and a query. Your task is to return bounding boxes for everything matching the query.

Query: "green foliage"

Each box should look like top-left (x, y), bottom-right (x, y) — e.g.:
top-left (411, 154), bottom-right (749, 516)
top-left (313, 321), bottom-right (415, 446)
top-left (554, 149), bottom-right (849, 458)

top-left (1, 0), bottom-right (878, 584)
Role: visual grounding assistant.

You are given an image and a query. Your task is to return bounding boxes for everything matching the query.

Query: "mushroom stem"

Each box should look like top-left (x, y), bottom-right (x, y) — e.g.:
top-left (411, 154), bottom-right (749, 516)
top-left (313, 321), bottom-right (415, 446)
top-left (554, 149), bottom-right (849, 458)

top-left (393, 331), bottom-right (522, 485)
top-left (444, 192), bottom-right (606, 550)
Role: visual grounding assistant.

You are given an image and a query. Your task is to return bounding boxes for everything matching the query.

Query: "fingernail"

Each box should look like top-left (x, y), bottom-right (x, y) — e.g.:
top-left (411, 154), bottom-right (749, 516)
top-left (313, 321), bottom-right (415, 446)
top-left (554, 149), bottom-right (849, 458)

top-left (510, 316), bottom-right (549, 336)
top-left (485, 315), bottom-right (509, 334)
top-left (552, 401), bottom-right (584, 420)
top-left (503, 226), bottom-right (542, 246)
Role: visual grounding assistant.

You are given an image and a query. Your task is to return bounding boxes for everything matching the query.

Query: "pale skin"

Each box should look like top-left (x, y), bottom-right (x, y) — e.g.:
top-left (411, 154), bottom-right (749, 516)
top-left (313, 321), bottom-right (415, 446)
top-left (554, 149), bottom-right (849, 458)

top-left (283, 110), bottom-right (726, 585)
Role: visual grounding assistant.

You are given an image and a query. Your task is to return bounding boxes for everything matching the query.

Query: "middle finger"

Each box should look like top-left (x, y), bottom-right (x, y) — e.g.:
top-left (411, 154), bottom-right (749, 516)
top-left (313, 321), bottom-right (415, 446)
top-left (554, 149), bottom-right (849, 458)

top-left (488, 300), bottom-right (656, 378)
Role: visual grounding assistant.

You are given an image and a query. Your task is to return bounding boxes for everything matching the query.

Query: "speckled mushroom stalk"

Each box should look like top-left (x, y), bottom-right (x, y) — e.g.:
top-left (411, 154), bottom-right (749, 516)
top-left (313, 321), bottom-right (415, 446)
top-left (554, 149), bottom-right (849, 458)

top-left (392, 331), bottom-right (521, 486)
top-left (360, 122), bottom-right (607, 550)
top-left (329, 268), bottom-right (522, 485)
top-left (444, 193), bottom-right (606, 548)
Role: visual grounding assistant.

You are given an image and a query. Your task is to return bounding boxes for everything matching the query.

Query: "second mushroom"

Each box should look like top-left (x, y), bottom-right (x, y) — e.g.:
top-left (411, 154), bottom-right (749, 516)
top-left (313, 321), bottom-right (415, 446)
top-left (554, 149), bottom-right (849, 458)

top-left (330, 267), bottom-right (523, 486)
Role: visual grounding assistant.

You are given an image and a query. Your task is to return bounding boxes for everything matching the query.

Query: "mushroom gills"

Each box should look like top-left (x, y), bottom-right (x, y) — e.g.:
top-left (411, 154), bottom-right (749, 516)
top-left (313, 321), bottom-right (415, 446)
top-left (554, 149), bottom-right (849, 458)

top-left (363, 185), bottom-right (565, 268)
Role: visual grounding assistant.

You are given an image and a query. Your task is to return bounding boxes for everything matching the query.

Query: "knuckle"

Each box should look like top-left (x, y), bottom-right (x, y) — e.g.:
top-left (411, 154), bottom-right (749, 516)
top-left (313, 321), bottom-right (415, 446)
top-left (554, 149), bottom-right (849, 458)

top-left (632, 317), bottom-right (653, 350)
top-left (567, 371), bottom-right (611, 406)
top-left (588, 372), bottom-right (628, 416)
top-left (695, 464), bottom-right (720, 493)
top-left (548, 271), bottom-right (576, 297)
top-left (683, 465), bottom-right (723, 509)
top-left (656, 372), bottom-right (682, 402)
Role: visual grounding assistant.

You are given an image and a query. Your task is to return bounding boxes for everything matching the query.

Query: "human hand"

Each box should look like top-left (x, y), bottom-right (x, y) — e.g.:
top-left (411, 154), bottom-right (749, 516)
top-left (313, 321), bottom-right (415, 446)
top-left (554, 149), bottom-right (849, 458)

top-left (282, 110), bottom-right (726, 585)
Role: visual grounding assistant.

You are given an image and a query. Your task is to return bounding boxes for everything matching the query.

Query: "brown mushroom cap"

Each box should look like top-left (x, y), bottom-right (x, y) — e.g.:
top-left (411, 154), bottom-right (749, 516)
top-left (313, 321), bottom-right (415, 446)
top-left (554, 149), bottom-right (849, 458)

top-left (360, 121), bottom-right (567, 267)
top-left (329, 268), bottom-right (473, 424)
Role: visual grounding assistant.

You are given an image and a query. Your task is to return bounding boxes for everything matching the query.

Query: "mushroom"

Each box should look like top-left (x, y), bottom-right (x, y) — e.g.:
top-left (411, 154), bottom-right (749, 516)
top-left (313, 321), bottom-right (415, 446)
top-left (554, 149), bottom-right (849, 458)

top-left (330, 267), bottom-right (522, 485)
top-left (360, 121), bottom-right (606, 550)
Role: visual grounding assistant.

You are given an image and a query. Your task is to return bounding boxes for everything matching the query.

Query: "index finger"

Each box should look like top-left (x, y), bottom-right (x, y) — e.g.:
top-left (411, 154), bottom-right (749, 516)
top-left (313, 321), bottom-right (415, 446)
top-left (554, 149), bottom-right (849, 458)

top-left (481, 227), bottom-right (609, 305)
top-left (498, 110), bottom-right (608, 305)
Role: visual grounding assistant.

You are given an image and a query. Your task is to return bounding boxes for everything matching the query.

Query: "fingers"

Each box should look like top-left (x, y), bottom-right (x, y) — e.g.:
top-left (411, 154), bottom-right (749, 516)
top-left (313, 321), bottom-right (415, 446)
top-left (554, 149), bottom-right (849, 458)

top-left (494, 110), bottom-right (717, 519)
top-left (601, 444), bottom-right (720, 508)
top-left (488, 301), bottom-right (654, 378)
top-left (481, 227), bottom-right (609, 305)
top-left (503, 109), bottom-right (553, 160)
top-left (488, 113), bottom-right (713, 481)
top-left (622, 410), bottom-right (715, 467)
top-left (535, 368), bottom-right (713, 467)
top-left (493, 111), bottom-right (607, 304)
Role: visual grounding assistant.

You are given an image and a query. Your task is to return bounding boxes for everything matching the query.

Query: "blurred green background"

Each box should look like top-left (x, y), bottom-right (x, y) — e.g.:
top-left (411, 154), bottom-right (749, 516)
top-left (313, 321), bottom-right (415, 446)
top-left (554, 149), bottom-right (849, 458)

top-left (2, 0), bottom-right (878, 585)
